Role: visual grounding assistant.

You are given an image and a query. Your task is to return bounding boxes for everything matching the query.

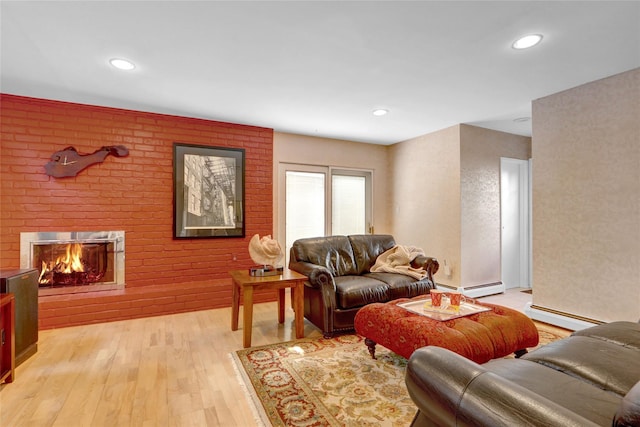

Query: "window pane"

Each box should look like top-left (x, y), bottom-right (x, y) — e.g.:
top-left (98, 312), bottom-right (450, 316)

top-left (285, 171), bottom-right (325, 252)
top-left (332, 175), bottom-right (365, 235)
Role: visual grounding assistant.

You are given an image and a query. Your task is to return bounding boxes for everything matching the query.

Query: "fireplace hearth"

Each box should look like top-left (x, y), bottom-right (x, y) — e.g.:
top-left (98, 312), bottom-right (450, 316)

top-left (20, 231), bottom-right (125, 295)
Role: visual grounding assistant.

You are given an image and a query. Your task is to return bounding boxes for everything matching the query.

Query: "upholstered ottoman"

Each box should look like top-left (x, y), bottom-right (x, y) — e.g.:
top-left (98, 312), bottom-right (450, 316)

top-left (354, 296), bottom-right (539, 364)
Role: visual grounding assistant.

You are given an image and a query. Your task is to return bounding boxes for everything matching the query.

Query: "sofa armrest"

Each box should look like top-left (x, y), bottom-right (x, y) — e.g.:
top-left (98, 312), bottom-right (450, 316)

top-left (288, 260), bottom-right (336, 292)
top-left (411, 256), bottom-right (439, 281)
top-left (406, 346), bottom-right (600, 427)
top-left (615, 381), bottom-right (640, 427)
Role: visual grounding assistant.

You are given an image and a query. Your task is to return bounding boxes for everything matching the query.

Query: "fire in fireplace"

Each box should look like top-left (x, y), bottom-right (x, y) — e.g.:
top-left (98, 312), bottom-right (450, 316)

top-left (35, 242), bottom-right (111, 286)
top-left (20, 231), bottom-right (125, 294)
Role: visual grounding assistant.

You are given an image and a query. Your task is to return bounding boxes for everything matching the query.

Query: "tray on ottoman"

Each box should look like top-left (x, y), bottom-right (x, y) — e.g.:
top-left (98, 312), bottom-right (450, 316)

top-left (354, 296), bottom-right (539, 363)
top-left (398, 297), bottom-right (491, 321)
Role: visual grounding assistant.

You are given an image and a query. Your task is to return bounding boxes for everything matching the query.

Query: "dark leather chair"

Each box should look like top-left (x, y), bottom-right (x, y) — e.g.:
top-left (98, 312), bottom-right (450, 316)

top-left (405, 321), bottom-right (640, 426)
top-left (289, 234), bottom-right (438, 337)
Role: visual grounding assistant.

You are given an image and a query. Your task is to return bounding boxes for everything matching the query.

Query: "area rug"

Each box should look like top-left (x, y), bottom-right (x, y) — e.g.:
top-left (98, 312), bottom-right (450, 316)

top-left (231, 324), bottom-right (569, 427)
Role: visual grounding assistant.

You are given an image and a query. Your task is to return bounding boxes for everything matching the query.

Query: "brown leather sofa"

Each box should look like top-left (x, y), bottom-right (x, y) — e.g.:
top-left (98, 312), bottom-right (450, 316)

top-left (405, 321), bottom-right (640, 426)
top-left (288, 234), bottom-right (438, 337)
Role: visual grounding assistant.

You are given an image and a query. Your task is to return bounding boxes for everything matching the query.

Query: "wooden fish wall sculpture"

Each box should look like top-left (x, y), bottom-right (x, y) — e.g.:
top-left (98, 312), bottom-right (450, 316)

top-left (44, 145), bottom-right (129, 178)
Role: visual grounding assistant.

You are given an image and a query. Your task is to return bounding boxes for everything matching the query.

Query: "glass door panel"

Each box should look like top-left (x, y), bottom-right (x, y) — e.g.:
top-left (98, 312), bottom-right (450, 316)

top-left (284, 170), bottom-right (325, 264)
top-left (332, 174), bottom-right (366, 235)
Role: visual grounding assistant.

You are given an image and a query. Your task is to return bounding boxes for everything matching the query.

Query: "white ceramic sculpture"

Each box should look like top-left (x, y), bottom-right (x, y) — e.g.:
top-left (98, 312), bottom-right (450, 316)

top-left (248, 234), bottom-right (283, 268)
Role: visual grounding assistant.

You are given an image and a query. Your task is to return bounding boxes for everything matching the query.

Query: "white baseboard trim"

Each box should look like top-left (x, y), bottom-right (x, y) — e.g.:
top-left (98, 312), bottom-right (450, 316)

top-left (436, 282), bottom-right (505, 299)
top-left (525, 303), bottom-right (600, 331)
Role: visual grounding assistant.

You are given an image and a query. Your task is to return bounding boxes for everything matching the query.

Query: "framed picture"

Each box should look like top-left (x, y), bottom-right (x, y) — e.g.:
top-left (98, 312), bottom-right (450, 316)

top-left (173, 143), bottom-right (245, 238)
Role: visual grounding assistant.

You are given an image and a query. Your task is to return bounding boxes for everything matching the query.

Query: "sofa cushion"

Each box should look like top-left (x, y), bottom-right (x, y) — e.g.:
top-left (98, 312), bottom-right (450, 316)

top-left (521, 335), bottom-right (640, 396)
top-left (290, 235), bottom-right (358, 276)
top-left (334, 275), bottom-right (389, 309)
top-left (348, 234), bottom-right (396, 274)
top-left (482, 358), bottom-right (622, 426)
top-left (363, 272), bottom-right (433, 300)
top-left (571, 321), bottom-right (640, 351)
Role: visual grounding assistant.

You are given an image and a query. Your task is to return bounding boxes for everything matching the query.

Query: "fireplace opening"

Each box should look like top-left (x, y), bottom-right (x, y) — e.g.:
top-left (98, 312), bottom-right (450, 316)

top-left (34, 242), bottom-right (114, 287)
top-left (20, 231), bottom-right (125, 296)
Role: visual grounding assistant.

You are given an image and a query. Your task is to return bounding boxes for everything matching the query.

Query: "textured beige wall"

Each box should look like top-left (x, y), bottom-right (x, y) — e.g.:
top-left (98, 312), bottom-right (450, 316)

top-left (388, 125), bottom-right (531, 287)
top-left (273, 132), bottom-right (391, 238)
top-left (460, 125), bottom-right (531, 286)
top-left (388, 126), bottom-right (461, 286)
top-left (532, 68), bottom-right (640, 322)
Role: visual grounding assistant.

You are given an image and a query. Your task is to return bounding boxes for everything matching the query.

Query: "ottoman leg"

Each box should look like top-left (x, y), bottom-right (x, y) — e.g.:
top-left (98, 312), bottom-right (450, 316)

top-left (364, 338), bottom-right (377, 359)
top-left (514, 348), bottom-right (528, 358)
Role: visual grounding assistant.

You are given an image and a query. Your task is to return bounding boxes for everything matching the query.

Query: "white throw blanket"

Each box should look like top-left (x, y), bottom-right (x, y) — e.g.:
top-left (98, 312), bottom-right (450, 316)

top-left (370, 245), bottom-right (427, 280)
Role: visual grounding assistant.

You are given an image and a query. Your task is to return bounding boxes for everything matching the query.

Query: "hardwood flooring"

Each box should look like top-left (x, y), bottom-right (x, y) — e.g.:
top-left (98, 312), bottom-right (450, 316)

top-left (1, 295), bottom-right (322, 427)
top-left (0, 288), bottom-right (537, 426)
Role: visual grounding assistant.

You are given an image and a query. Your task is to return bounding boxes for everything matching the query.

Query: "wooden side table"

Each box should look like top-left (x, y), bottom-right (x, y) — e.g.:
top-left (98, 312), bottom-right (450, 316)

top-left (230, 269), bottom-right (307, 348)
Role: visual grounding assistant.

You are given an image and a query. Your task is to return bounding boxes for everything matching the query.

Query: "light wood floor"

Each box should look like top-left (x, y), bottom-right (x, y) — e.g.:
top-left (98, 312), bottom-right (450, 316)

top-left (0, 288), bottom-right (532, 427)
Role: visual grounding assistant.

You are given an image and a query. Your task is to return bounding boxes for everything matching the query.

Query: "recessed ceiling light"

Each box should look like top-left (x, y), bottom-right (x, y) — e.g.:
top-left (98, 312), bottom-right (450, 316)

top-left (109, 58), bottom-right (136, 70)
top-left (372, 109), bottom-right (389, 116)
top-left (513, 117), bottom-right (531, 123)
top-left (512, 34), bottom-right (543, 50)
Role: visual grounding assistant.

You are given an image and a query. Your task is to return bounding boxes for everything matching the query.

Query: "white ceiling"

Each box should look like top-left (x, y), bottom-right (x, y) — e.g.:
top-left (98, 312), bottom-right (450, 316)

top-left (1, 1), bottom-right (639, 145)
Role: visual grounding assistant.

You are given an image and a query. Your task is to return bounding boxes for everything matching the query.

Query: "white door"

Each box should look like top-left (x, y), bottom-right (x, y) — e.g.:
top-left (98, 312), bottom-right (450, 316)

top-left (500, 158), bottom-right (531, 289)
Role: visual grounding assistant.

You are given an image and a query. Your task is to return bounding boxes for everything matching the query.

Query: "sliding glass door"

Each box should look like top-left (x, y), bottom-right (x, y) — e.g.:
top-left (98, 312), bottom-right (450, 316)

top-left (279, 164), bottom-right (372, 264)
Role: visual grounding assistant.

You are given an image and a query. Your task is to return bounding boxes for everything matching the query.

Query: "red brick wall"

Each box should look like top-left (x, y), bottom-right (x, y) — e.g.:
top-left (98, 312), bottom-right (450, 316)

top-left (0, 94), bottom-right (275, 329)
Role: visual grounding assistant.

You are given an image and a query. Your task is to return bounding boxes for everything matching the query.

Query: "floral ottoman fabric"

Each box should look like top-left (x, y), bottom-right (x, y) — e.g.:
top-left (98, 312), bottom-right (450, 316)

top-left (354, 296), bottom-right (539, 363)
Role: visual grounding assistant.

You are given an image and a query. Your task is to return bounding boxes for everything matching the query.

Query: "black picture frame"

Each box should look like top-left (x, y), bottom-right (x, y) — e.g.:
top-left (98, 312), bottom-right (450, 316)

top-left (173, 143), bottom-right (245, 239)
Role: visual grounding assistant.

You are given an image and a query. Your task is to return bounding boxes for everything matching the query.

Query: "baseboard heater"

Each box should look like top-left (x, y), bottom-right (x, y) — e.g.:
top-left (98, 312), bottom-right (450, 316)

top-left (526, 304), bottom-right (603, 331)
top-left (436, 282), bottom-right (505, 299)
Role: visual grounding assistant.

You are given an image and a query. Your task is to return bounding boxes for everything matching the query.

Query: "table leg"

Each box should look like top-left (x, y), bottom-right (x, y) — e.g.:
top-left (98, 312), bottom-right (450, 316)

top-left (243, 285), bottom-right (254, 348)
top-left (292, 282), bottom-right (304, 339)
top-left (231, 279), bottom-right (239, 331)
top-left (278, 288), bottom-right (285, 323)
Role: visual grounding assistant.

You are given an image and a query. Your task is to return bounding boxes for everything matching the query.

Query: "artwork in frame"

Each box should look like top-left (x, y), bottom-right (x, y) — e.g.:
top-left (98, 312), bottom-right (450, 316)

top-left (173, 143), bottom-right (245, 238)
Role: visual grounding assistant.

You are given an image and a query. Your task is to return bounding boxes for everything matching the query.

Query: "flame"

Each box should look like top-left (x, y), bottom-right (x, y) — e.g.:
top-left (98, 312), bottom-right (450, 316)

top-left (38, 261), bottom-right (48, 283)
top-left (61, 243), bottom-right (85, 273)
top-left (38, 243), bottom-right (85, 284)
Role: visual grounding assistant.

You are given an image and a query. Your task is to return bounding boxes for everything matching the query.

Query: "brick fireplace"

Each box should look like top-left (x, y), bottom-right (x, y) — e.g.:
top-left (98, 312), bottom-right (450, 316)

top-left (0, 94), bottom-right (275, 329)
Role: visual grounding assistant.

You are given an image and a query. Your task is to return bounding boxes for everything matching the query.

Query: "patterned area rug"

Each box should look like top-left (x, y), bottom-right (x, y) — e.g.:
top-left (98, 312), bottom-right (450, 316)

top-left (231, 324), bottom-right (569, 427)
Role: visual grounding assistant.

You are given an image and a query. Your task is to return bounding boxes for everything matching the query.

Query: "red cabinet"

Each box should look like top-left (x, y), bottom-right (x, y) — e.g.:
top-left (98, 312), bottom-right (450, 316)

top-left (0, 269), bottom-right (38, 366)
top-left (0, 293), bottom-right (15, 384)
